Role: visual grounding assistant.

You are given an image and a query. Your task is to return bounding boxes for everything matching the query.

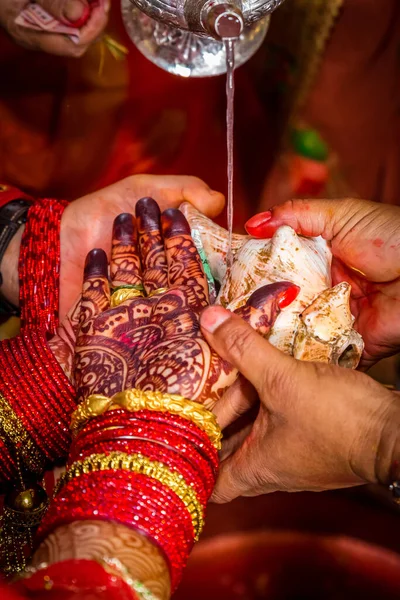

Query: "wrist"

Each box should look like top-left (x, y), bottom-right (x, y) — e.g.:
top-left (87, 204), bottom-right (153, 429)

top-left (374, 392), bottom-right (400, 487)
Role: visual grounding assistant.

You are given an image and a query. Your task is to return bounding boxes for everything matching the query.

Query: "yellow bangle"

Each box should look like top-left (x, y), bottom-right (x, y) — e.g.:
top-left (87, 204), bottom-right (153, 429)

top-left (56, 451), bottom-right (204, 540)
top-left (71, 389), bottom-right (222, 450)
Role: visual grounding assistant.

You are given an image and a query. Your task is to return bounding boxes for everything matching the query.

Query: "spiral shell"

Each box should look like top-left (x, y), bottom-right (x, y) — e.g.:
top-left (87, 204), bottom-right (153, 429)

top-left (180, 202), bottom-right (364, 368)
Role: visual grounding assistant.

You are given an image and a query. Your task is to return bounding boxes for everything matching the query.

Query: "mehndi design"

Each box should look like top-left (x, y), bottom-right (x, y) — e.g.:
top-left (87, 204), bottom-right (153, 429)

top-left (73, 198), bottom-right (299, 409)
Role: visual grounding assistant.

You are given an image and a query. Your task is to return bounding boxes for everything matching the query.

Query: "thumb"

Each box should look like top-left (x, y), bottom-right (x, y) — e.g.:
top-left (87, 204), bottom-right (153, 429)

top-left (200, 305), bottom-right (294, 394)
top-left (36, 0), bottom-right (89, 25)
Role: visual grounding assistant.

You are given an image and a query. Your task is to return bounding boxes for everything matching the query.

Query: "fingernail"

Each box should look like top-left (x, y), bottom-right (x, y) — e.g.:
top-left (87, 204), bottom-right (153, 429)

top-left (135, 197), bottom-right (161, 232)
top-left (161, 209), bottom-right (191, 238)
top-left (245, 211), bottom-right (272, 235)
top-left (278, 284), bottom-right (300, 308)
top-left (84, 248), bottom-right (108, 279)
top-left (200, 306), bottom-right (231, 333)
top-left (113, 213), bottom-right (135, 243)
top-left (103, 0), bottom-right (111, 13)
top-left (63, 0), bottom-right (89, 25)
top-left (248, 282), bottom-right (300, 310)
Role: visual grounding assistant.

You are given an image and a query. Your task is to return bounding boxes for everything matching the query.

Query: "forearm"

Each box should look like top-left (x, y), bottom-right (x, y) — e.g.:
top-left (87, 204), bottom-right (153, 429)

top-left (32, 521), bottom-right (171, 600)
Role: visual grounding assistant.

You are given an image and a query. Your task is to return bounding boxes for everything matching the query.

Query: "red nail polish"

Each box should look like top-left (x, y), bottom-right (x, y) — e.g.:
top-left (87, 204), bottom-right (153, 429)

top-left (245, 211), bottom-right (272, 235)
top-left (278, 284), bottom-right (300, 309)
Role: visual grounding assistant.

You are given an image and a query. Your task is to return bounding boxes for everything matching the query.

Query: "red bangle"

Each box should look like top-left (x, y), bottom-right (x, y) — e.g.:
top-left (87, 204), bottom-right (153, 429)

top-left (76, 409), bottom-right (219, 475)
top-left (15, 559), bottom-right (138, 600)
top-left (38, 471), bottom-right (193, 590)
top-left (19, 198), bottom-right (68, 333)
top-left (76, 438), bottom-right (210, 507)
top-left (0, 330), bottom-right (76, 474)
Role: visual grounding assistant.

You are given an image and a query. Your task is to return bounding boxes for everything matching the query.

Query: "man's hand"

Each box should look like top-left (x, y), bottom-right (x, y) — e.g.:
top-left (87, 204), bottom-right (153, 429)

top-left (0, 0), bottom-right (109, 57)
top-left (1, 175), bottom-right (224, 319)
top-left (245, 198), bottom-right (400, 368)
top-left (200, 305), bottom-right (400, 502)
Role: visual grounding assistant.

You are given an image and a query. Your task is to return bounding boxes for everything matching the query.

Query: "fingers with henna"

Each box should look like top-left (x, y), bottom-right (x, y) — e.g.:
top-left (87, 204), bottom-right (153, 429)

top-left (207, 282), bottom-right (298, 429)
top-left (110, 213), bottom-right (142, 288)
top-left (136, 197), bottom-right (168, 294)
top-left (80, 248), bottom-right (110, 324)
top-left (161, 208), bottom-right (209, 305)
top-left (234, 282), bottom-right (300, 335)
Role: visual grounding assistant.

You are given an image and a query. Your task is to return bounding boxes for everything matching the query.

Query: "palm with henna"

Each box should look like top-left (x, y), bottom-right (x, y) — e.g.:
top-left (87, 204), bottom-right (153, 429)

top-left (246, 198), bottom-right (400, 369)
top-left (73, 197), bottom-right (299, 406)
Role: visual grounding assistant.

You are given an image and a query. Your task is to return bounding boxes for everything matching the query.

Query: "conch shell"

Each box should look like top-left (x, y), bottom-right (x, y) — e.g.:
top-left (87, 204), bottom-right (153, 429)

top-left (180, 202), bottom-right (364, 369)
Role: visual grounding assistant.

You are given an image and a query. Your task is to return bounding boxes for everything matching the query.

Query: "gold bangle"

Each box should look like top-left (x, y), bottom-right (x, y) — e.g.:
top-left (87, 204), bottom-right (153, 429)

top-left (147, 288), bottom-right (169, 298)
top-left (0, 394), bottom-right (46, 475)
top-left (56, 452), bottom-right (204, 540)
top-left (71, 389), bottom-right (222, 450)
top-left (110, 288), bottom-right (144, 307)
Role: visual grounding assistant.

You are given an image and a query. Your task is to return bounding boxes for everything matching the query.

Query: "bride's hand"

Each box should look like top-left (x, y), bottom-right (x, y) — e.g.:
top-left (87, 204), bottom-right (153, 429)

top-left (72, 198), bottom-right (299, 405)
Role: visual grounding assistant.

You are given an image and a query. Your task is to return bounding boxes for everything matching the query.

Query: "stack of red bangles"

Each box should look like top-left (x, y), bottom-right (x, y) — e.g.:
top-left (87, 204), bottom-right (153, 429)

top-left (38, 389), bottom-right (222, 592)
top-left (0, 197), bottom-right (74, 482)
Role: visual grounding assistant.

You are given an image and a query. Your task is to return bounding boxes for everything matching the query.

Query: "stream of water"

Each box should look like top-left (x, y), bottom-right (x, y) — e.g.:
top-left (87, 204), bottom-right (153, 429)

top-left (225, 38), bottom-right (235, 270)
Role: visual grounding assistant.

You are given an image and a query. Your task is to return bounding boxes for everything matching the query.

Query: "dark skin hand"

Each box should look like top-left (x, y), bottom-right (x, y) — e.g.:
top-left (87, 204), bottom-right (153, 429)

top-left (200, 304), bottom-right (400, 502)
top-left (246, 198), bottom-right (400, 369)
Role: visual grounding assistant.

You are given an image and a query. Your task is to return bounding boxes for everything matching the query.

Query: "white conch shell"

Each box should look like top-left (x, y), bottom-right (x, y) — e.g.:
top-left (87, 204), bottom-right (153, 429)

top-left (180, 202), bottom-right (364, 368)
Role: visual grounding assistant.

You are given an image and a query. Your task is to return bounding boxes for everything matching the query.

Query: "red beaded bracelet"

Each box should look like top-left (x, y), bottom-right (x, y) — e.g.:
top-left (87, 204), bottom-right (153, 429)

top-left (19, 198), bottom-right (68, 333)
top-left (0, 329), bottom-right (76, 473)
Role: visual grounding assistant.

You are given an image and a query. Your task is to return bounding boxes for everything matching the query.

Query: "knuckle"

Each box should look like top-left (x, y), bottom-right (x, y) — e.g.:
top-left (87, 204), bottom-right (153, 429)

top-left (261, 360), bottom-right (290, 398)
top-left (71, 45), bottom-right (88, 58)
top-left (223, 324), bottom-right (255, 364)
top-left (210, 488), bottom-right (233, 504)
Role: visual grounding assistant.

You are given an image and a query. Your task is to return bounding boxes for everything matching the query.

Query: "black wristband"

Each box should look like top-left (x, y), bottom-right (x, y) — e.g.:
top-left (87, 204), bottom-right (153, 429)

top-left (0, 199), bottom-right (31, 315)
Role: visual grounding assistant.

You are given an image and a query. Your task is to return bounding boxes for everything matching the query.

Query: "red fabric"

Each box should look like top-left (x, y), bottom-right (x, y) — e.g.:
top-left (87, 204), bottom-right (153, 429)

top-left (0, 185), bottom-right (33, 210)
top-left (12, 559), bottom-right (137, 600)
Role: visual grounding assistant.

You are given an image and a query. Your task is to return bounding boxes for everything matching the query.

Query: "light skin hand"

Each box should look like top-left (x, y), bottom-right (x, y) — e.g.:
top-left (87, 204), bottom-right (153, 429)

top-left (0, 0), bottom-right (110, 57)
top-left (246, 198), bottom-right (400, 368)
top-left (0, 175), bottom-right (225, 320)
top-left (200, 305), bottom-right (400, 503)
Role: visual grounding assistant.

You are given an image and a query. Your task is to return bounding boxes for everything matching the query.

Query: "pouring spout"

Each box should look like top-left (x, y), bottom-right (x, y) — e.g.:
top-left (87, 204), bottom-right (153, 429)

top-left (202, 2), bottom-right (244, 39)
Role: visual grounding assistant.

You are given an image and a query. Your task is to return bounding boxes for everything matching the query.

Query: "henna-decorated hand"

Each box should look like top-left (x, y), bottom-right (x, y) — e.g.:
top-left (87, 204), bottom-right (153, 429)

top-left (73, 198), bottom-right (299, 406)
